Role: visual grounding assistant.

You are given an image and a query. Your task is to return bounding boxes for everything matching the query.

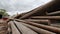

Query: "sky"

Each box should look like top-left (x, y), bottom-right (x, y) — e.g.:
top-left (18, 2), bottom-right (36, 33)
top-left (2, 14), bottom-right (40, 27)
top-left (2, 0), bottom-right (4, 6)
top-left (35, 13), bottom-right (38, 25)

top-left (0, 0), bottom-right (52, 16)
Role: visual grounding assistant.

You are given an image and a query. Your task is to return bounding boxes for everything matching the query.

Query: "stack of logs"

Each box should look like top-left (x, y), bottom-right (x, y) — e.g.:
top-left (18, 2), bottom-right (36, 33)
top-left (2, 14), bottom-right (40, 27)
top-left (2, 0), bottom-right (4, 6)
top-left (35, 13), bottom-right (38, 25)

top-left (10, 0), bottom-right (60, 34)
top-left (12, 11), bottom-right (60, 34)
top-left (9, 11), bottom-right (60, 34)
top-left (8, 17), bottom-right (60, 34)
top-left (13, 19), bottom-right (60, 34)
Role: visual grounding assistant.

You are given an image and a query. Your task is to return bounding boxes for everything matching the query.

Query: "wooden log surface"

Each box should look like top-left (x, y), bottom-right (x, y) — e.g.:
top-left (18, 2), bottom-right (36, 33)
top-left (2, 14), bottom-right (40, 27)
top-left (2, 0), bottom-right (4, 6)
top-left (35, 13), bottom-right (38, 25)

top-left (9, 21), bottom-right (21, 34)
top-left (10, 20), bottom-right (38, 34)
top-left (14, 21), bottom-right (38, 34)
top-left (46, 11), bottom-right (60, 15)
top-left (30, 16), bottom-right (60, 19)
top-left (24, 19), bottom-right (51, 25)
top-left (20, 22), bottom-right (56, 34)
top-left (24, 19), bottom-right (49, 22)
top-left (15, 19), bottom-right (60, 34)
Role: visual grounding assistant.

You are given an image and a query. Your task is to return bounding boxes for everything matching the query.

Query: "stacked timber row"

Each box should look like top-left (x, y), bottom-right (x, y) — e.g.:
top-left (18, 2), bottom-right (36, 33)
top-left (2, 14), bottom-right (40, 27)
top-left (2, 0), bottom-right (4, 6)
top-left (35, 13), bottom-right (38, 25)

top-left (12, 0), bottom-right (60, 34)
top-left (9, 20), bottom-right (57, 34)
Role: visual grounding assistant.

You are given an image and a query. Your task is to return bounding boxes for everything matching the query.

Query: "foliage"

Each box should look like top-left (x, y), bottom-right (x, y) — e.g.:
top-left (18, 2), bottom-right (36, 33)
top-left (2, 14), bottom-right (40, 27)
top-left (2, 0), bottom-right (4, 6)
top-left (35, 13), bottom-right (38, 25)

top-left (0, 9), bottom-right (9, 16)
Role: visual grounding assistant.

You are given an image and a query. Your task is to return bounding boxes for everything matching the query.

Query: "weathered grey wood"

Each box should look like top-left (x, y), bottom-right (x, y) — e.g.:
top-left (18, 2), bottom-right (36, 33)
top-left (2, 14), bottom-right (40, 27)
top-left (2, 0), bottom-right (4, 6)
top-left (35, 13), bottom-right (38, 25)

top-left (14, 21), bottom-right (38, 34)
top-left (46, 11), bottom-right (60, 15)
top-left (15, 19), bottom-right (60, 33)
top-left (25, 19), bottom-right (51, 25)
top-left (21, 23), bottom-right (56, 34)
top-left (51, 24), bottom-right (60, 28)
top-left (9, 21), bottom-right (20, 34)
top-left (25, 19), bottom-right (49, 22)
top-left (31, 16), bottom-right (60, 19)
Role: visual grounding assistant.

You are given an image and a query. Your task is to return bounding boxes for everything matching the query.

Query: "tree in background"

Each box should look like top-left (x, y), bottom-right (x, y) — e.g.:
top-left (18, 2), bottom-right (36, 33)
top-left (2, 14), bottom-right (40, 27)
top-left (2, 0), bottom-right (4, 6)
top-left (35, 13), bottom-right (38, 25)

top-left (0, 9), bottom-right (9, 16)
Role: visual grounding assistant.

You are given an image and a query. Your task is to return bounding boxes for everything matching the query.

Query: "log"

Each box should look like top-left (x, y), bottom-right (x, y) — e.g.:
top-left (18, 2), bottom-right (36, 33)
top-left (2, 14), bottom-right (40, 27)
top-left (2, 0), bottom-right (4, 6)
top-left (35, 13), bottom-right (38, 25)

top-left (25, 19), bottom-right (51, 25)
top-left (15, 19), bottom-right (60, 33)
top-left (25, 19), bottom-right (49, 22)
top-left (46, 11), bottom-right (60, 15)
top-left (21, 23), bottom-right (56, 34)
top-left (30, 16), bottom-right (60, 19)
top-left (14, 21), bottom-right (37, 34)
top-left (9, 21), bottom-right (21, 34)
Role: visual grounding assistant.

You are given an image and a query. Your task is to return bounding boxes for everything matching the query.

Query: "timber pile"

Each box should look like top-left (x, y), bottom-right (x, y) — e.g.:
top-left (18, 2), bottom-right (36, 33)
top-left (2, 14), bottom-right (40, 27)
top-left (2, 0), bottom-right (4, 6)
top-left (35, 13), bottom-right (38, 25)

top-left (14, 0), bottom-right (60, 26)
top-left (9, 0), bottom-right (60, 34)
top-left (8, 20), bottom-right (56, 34)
